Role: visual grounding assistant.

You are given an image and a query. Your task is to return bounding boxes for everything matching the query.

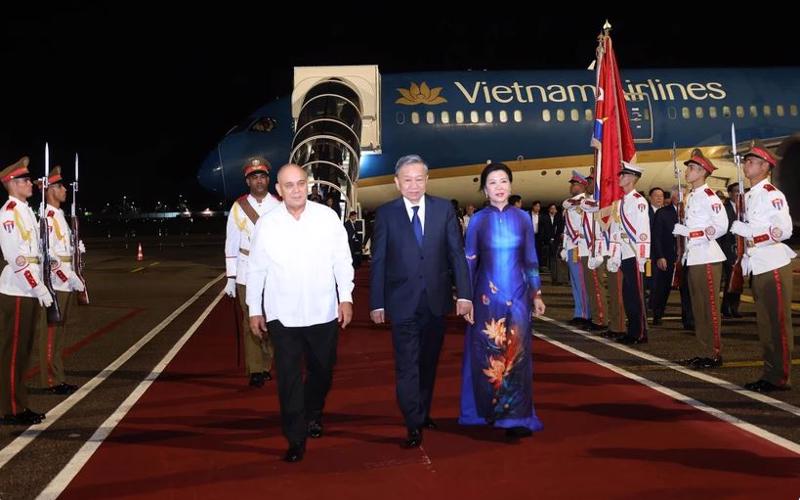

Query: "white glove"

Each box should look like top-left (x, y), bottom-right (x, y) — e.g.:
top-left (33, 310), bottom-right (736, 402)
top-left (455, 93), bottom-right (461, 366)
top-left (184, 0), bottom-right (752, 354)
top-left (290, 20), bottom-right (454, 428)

top-left (68, 273), bottom-right (86, 292)
top-left (606, 258), bottom-right (620, 273)
top-left (559, 248), bottom-right (567, 262)
top-left (224, 278), bottom-right (237, 298)
top-left (78, 240), bottom-right (86, 254)
top-left (672, 223), bottom-right (690, 237)
top-left (587, 255), bottom-right (604, 270)
top-left (638, 259), bottom-right (646, 274)
top-left (731, 221), bottom-right (752, 238)
top-left (741, 254), bottom-right (751, 276)
top-left (580, 199), bottom-right (600, 213)
top-left (33, 284), bottom-right (53, 308)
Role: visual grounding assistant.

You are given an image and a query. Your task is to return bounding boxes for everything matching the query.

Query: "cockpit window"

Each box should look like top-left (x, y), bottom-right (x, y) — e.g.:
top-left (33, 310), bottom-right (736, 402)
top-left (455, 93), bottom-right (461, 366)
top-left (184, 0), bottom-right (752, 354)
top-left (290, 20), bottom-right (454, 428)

top-left (226, 117), bottom-right (277, 136)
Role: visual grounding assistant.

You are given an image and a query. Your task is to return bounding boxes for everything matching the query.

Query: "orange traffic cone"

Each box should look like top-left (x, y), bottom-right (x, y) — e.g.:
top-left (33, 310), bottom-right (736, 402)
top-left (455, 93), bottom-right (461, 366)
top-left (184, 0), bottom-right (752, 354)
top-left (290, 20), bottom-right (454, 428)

top-left (136, 243), bottom-right (144, 262)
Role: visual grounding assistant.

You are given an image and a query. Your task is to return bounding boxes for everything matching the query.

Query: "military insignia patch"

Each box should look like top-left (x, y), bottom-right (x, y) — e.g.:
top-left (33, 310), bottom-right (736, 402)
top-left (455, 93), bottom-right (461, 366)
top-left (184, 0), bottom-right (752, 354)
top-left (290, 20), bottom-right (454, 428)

top-left (638, 203), bottom-right (646, 212)
top-left (771, 226), bottom-right (783, 239)
top-left (705, 226), bottom-right (716, 237)
top-left (3, 221), bottom-right (14, 233)
top-left (14, 256), bottom-right (25, 267)
top-left (772, 198), bottom-right (784, 209)
top-left (639, 234), bottom-right (648, 241)
top-left (712, 204), bottom-right (721, 213)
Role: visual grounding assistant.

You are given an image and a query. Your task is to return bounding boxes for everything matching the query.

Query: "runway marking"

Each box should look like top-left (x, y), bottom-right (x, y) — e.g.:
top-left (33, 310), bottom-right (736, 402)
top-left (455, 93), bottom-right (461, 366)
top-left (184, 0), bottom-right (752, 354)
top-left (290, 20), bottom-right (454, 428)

top-left (130, 266), bottom-right (145, 273)
top-left (148, 261), bottom-right (160, 267)
top-left (534, 324), bottom-right (800, 456)
top-left (0, 273), bottom-right (224, 472)
top-left (627, 358), bottom-right (800, 372)
top-left (538, 316), bottom-right (800, 418)
top-left (38, 289), bottom-right (225, 500)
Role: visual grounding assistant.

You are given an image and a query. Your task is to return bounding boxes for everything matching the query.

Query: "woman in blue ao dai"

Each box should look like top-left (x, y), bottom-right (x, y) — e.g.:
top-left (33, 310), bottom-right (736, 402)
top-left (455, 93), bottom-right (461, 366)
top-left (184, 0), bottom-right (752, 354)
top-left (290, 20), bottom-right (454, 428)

top-left (458, 163), bottom-right (546, 438)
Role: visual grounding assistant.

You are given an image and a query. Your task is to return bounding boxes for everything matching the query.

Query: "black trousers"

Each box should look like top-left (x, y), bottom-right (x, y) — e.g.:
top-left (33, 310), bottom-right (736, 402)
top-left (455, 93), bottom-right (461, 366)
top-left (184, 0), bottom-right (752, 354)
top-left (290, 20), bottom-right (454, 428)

top-left (679, 266), bottom-right (695, 328)
top-left (721, 259), bottom-right (741, 314)
top-left (390, 292), bottom-right (445, 430)
top-left (269, 319), bottom-right (339, 445)
top-left (621, 258), bottom-right (647, 340)
top-left (651, 262), bottom-right (674, 321)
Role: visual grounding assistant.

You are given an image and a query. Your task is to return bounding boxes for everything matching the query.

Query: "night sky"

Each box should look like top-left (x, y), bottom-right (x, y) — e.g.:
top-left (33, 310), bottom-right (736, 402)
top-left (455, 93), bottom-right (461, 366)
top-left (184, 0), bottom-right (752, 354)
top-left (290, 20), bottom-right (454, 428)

top-left (1, 5), bottom-right (795, 211)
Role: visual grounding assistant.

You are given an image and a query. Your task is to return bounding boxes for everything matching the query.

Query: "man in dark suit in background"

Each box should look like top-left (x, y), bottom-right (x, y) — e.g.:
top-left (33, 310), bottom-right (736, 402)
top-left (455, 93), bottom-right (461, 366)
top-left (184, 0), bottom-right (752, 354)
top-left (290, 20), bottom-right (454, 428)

top-left (651, 187), bottom-right (678, 325)
top-left (539, 203), bottom-right (566, 284)
top-left (720, 183), bottom-right (741, 317)
top-left (370, 154), bottom-right (473, 449)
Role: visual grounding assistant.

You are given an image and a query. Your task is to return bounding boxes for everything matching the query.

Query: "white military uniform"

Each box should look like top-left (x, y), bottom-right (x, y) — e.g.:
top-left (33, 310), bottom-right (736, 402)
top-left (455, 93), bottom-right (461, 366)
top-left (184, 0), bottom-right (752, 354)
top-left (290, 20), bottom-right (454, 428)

top-left (225, 194), bottom-right (281, 285)
top-left (562, 193), bottom-right (590, 257)
top-left (738, 178), bottom-right (796, 275)
top-left (609, 190), bottom-right (650, 267)
top-left (45, 204), bottom-right (82, 292)
top-left (0, 196), bottom-right (48, 298)
top-left (682, 184), bottom-right (728, 266)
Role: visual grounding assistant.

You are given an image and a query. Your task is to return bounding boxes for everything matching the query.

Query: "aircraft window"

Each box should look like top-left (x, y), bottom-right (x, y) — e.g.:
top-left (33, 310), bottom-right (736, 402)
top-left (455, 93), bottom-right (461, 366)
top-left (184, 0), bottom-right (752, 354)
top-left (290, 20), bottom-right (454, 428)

top-left (541, 171), bottom-right (547, 176)
top-left (667, 107), bottom-right (677, 120)
top-left (570, 109), bottom-right (580, 122)
top-left (470, 111), bottom-right (479, 123)
top-left (485, 111), bottom-right (494, 123)
top-left (499, 110), bottom-right (508, 123)
top-left (456, 111), bottom-right (465, 123)
top-left (776, 105), bottom-right (785, 117)
top-left (736, 106), bottom-right (744, 118)
top-left (791, 105), bottom-right (799, 117)
top-left (555, 169), bottom-right (562, 175)
top-left (749, 105), bottom-right (758, 118)
top-left (513, 110), bottom-right (523, 123)
top-left (542, 110), bottom-right (551, 122)
top-left (249, 117), bottom-right (277, 132)
top-left (441, 111), bottom-right (450, 124)
top-left (556, 110), bottom-right (565, 122)
top-left (763, 105), bottom-right (771, 117)
top-left (396, 112), bottom-right (405, 125)
top-left (722, 106), bottom-right (731, 118)
top-left (426, 111), bottom-right (435, 124)
top-left (681, 107), bottom-right (690, 119)
top-left (709, 106), bottom-right (717, 118)
top-left (411, 112), bottom-right (420, 125)
top-left (695, 107), bottom-right (704, 119)
top-left (585, 109), bottom-right (593, 121)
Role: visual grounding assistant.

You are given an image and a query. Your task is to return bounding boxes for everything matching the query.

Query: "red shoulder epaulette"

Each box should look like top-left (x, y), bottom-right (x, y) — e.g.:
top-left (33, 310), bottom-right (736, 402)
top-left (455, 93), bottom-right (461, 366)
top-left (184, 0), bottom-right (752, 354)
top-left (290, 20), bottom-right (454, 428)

top-left (6, 201), bottom-right (16, 210)
top-left (704, 188), bottom-right (715, 196)
top-left (47, 210), bottom-right (54, 217)
top-left (236, 194), bottom-right (248, 201)
top-left (764, 184), bottom-right (776, 192)
top-left (633, 193), bottom-right (642, 198)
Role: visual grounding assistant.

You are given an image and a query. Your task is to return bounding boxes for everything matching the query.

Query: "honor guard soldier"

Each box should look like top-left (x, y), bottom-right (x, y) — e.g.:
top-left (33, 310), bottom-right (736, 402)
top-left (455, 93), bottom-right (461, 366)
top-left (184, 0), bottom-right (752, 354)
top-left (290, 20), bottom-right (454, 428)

top-left (0, 158), bottom-right (50, 425)
top-left (225, 157), bottom-right (281, 387)
top-left (730, 142), bottom-right (795, 392)
top-left (38, 166), bottom-right (85, 394)
top-left (608, 162), bottom-right (650, 344)
top-left (577, 172), bottom-right (609, 332)
top-left (672, 150), bottom-right (728, 369)
top-left (561, 172), bottom-right (592, 327)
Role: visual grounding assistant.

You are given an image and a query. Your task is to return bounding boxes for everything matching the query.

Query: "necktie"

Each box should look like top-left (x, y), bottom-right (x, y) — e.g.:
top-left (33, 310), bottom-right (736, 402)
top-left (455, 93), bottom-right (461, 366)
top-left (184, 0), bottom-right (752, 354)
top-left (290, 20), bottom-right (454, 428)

top-left (411, 206), bottom-right (423, 247)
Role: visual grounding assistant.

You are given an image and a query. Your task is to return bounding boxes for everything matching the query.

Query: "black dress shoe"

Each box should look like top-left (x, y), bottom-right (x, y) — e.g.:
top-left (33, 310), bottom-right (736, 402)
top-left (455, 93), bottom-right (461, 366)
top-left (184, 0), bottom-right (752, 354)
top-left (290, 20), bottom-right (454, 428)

top-left (617, 335), bottom-right (647, 345)
top-left (403, 428), bottom-right (422, 448)
top-left (601, 330), bottom-right (625, 339)
top-left (568, 317), bottom-right (588, 327)
top-left (262, 371), bottom-right (273, 381)
top-left (731, 311), bottom-right (742, 318)
top-left (505, 426), bottom-right (533, 439)
top-left (677, 357), bottom-right (703, 367)
top-left (744, 379), bottom-right (790, 393)
top-left (47, 383), bottom-right (78, 395)
top-left (7, 409), bottom-right (44, 426)
top-left (692, 356), bottom-right (723, 370)
top-left (284, 441), bottom-right (306, 462)
top-left (423, 417), bottom-right (437, 430)
top-left (586, 322), bottom-right (606, 332)
top-left (248, 372), bottom-right (265, 388)
top-left (307, 419), bottom-right (323, 438)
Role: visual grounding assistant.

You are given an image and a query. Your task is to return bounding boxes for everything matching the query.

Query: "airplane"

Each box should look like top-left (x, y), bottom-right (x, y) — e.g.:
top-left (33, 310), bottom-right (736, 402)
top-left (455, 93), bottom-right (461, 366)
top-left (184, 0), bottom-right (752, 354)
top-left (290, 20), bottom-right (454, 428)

top-left (198, 65), bottom-right (800, 217)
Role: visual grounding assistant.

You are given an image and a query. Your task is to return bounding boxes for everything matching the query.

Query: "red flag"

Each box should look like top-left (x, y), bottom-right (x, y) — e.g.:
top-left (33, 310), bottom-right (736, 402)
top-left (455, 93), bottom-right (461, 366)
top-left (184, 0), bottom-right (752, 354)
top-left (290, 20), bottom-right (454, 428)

top-left (591, 29), bottom-right (636, 222)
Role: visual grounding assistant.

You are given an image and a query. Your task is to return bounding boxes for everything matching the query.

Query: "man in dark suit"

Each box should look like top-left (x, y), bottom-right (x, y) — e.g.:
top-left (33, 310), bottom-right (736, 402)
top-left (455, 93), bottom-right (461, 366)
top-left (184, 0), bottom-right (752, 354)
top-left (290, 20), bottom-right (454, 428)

top-left (370, 154), bottom-right (472, 449)
top-left (344, 210), bottom-right (363, 269)
top-left (651, 188), bottom-right (679, 325)
top-left (719, 183), bottom-right (741, 317)
top-left (539, 203), bottom-right (566, 284)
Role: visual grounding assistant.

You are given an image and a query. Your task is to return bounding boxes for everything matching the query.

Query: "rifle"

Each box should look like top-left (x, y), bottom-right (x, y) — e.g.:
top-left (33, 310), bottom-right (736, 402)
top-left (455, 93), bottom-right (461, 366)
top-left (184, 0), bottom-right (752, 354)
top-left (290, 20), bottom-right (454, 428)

top-left (728, 124), bottom-right (745, 294)
top-left (71, 153), bottom-right (89, 305)
top-left (671, 142), bottom-right (685, 290)
top-left (41, 143), bottom-right (62, 323)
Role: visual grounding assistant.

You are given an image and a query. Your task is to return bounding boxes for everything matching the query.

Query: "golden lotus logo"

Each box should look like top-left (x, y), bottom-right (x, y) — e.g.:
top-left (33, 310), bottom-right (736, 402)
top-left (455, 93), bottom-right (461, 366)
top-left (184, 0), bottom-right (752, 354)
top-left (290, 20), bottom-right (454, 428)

top-left (395, 82), bottom-right (447, 105)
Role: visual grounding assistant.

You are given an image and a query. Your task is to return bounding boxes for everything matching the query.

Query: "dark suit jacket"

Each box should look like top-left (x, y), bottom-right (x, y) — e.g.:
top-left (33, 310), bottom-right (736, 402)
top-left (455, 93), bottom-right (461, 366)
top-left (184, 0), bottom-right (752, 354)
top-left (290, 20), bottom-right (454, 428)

top-left (539, 212), bottom-right (564, 245)
top-left (651, 204), bottom-right (678, 263)
top-left (370, 195), bottom-right (471, 321)
top-left (719, 199), bottom-right (738, 262)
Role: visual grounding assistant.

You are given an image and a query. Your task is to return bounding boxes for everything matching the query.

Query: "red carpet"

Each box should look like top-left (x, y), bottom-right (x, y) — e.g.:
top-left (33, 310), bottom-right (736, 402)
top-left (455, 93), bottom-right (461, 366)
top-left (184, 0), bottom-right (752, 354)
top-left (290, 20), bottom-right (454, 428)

top-left (60, 272), bottom-right (800, 499)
